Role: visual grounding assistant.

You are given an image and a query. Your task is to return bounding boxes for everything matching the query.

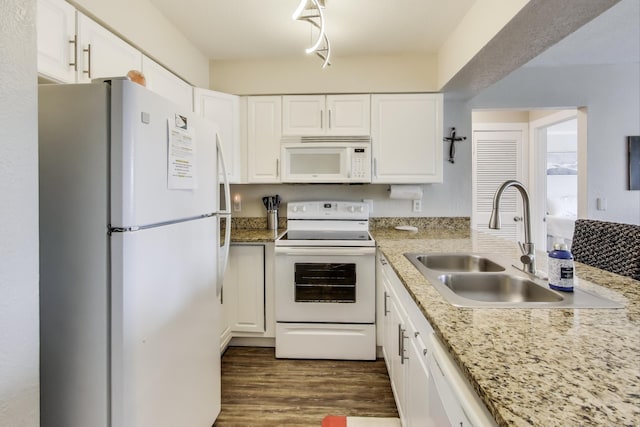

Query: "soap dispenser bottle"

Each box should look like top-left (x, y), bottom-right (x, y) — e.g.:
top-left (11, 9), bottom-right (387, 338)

top-left (548, 242), bottom-right (574, 292)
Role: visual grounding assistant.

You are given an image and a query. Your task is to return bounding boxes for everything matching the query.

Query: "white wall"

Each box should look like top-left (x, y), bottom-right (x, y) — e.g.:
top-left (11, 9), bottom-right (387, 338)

top-left (0, 0), bottom-right (40, 425)
top-left (70, 0), bottom-right (209, 87)
top-left (470, 63), bottom-right (640, 225)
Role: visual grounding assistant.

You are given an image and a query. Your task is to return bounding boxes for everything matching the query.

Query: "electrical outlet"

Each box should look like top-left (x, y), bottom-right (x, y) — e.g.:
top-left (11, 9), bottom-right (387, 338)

top-left (233, 195), bottom-right (242, 212)
top-left (596, 197), bottom-right (607, 211)
top-left (412, 199), bottom-right (422, 212)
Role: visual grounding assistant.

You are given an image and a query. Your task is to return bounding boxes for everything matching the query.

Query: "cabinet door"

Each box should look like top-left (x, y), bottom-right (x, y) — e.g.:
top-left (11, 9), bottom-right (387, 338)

top-left (247, 96), bottom-right (282, 183)
top-left (326, 95), bottom-right (370, 135)
top-left (389, 294), bottom-right (408, 425)
top-left (371, 94), bottom-right (443, 183)
top-left (406, 322), bottom-right (438, 427)
top-left (76, 12), bottom-right (142, 83)
top-left (282, 95), bottom-right (324, 135)
top-left (37, 0), bottom-right (77, 83)
top-left (142, 56), bottom-right (193, 112)
top-left (194, 88), bottom-right (241, 183)
top-left (223, 245), bottom-right (265, 333)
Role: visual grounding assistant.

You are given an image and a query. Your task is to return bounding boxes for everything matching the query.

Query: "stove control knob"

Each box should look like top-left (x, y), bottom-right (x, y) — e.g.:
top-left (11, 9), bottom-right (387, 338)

top-left (348, 206), bottom-right (356, 213)
top-left (357, 206), bottom-right (365, 213)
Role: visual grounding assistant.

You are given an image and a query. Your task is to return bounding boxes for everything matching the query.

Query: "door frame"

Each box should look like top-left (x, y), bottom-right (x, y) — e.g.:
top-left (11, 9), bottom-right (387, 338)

top-left (528, 109), bottom-right (580, 249)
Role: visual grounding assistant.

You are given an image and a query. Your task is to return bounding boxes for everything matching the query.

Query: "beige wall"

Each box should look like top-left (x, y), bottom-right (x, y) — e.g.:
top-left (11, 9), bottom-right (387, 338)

top-left (472, 110), bottom-right (529, 123)
top-left (472, 109), bottom-right (575, 123)
top-left (209, 54), bottom-right (438, 95)
top-left (70, 0), bottom-right (209, 87)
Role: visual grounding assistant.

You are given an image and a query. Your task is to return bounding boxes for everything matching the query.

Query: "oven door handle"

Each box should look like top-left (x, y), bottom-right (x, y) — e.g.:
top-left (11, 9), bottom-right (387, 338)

top-left (275, 247), bottom-right (376, 256)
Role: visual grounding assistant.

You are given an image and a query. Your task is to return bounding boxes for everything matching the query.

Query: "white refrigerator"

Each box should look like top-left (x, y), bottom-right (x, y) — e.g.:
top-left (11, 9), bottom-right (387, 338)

top-left (38, 78), bottom-right (231, 427)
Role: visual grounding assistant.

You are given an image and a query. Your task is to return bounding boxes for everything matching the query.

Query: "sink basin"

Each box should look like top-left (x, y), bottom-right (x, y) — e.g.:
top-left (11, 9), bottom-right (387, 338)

top-left (438, 273), bottom-right (563, 303)
top-left (404, 252), bottom-right (622, 309)
top-left (412, 254), bottom-right (505, 272)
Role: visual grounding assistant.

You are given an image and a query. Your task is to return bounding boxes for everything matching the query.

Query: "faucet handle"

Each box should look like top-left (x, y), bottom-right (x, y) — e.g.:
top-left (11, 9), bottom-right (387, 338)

top-left (517, 241), bottom-right (526, 255)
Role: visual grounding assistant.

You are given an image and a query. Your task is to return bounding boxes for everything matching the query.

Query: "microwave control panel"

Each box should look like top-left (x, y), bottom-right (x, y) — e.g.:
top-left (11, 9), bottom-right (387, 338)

top-left (350, 147), bottom-right (370, 180)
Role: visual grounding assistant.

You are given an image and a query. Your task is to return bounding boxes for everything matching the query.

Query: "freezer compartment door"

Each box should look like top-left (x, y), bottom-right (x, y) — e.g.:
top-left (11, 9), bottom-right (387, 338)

top-left (110, 79), bottom-right (219, 228)
top-left (110, 216), bottom-right (220, 427)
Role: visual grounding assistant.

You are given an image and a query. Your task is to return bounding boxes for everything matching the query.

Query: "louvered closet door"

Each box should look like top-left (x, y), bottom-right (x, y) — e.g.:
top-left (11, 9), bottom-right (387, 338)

top-left (472, 129), bottom-right (526, 242)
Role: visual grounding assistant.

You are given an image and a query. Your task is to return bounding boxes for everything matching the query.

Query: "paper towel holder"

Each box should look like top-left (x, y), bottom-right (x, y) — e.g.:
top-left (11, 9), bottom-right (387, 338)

top-left (443, 127), bottom-right (467, 164)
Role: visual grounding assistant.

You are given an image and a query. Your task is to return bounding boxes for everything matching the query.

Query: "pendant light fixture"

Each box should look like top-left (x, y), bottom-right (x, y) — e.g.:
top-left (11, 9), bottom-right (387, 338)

top-left (292, 0), bottom-right (331, 67)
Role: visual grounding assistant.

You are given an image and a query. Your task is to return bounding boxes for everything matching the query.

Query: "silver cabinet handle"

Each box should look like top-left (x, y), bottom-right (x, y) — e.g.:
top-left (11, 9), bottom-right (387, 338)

top-left (276, 159), bottom-right (280, 178)
top-left (68, 35), bottom-right (78, 70)
top-left (373, 158), bottom-right (378, 178)
top-left (383, 291), bottom-right (390, 316)
top-left (400, 327), bottom-right (408, 364)
top-left (328, 109), bottom-right (332, 129)
top-left (320, 109), bottom-right (323, 129)
top-left (83, 43), bottom-right (92, 78)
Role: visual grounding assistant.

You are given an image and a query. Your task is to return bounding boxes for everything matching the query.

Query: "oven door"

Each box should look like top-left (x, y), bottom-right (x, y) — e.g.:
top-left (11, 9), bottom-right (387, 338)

top-left (275, 246), bottom-right (376, 323)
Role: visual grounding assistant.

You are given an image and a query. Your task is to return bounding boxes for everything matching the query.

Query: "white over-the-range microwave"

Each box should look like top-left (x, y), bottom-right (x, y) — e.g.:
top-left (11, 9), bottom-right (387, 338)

top-left (280, 136), bottom-right (372, 183)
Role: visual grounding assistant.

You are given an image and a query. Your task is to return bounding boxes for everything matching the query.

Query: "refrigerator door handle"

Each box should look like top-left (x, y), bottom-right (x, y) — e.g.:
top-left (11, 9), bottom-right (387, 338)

top-left (216, 133), bottom-right (232, 297)
top-left (218, 213), bottom-right (231, 298)
top-left (216, 133), bottom-right (231, 215)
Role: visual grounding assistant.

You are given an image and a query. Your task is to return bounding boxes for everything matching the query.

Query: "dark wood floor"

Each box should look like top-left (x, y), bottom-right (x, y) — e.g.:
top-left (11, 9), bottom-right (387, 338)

top-left (213, 346), bottom-right (399, 427)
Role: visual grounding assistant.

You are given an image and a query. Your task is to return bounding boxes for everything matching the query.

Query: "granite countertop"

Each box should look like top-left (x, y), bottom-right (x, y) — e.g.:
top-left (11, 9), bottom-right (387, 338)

top-left (372, 228), bottom-right (640, 427)
top-left (229, 228), bottom-right (285, 243)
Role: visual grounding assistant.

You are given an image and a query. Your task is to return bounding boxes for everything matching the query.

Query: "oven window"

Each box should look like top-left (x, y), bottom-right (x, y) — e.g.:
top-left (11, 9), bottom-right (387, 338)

top-left (294, 263), bottom-right (356, 303)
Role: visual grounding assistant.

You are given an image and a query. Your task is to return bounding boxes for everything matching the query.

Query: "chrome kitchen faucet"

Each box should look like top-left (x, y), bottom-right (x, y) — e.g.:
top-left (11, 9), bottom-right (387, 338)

top-left (489, 180), bottom-right (536, 275)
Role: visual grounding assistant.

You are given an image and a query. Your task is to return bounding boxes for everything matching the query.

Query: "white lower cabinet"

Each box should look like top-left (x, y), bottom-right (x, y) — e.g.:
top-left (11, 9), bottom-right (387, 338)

top-left (221, 243), bottom-right (276, 351)
top-left (377, 252), bottom-right (496, 427)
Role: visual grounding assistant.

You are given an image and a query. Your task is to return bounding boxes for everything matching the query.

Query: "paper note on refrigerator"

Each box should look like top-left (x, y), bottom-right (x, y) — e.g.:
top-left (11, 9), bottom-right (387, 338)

top-left (168, 114), bottom-right (197, 189)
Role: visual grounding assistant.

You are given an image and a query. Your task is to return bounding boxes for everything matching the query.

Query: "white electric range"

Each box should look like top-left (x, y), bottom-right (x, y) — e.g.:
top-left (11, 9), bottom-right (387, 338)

top-left (274, 201), bottom-right (376, 360)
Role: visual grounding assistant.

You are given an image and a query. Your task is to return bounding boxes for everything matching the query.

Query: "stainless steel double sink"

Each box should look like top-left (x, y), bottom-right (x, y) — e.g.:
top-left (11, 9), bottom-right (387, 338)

top-left (404, 253), bottom-right (622, 308)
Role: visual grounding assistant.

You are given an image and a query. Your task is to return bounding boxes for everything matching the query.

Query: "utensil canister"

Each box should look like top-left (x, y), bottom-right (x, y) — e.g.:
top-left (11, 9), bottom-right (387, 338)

top-left (267, 210), bottom-right (278, 230)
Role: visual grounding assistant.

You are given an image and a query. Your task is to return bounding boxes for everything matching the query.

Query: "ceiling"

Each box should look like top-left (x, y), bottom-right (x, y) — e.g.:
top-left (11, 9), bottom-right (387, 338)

top-left (148, 0), bottom-right (476, 60)
top-left (149, 0), bottom-right (638, 96)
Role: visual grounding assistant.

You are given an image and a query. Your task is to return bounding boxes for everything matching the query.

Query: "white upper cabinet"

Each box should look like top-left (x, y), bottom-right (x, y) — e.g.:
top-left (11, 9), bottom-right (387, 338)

top-left (371, 93), bottom-right (443, 184)
top-left (194, 88), bottom-right (241, 183)
top-left (142, 56), bottom-right (193, 112)
top-left (247, 96), bottom-right (282, 183)
top-left (37, 0), bottom-right (77, 83)
top-left (282, 94), bottom-right (370, 136)
top-left (76, 12), bottom-right (142, 83)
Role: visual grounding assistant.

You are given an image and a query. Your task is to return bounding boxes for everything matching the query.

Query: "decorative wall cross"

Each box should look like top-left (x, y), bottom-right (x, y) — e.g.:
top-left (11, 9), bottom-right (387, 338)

top-left (443, 127), bottom-right (467, 164)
